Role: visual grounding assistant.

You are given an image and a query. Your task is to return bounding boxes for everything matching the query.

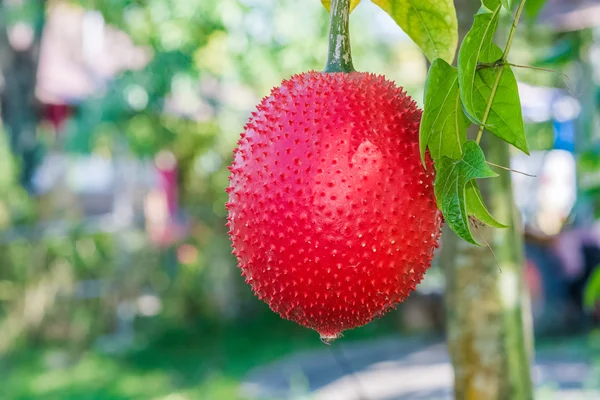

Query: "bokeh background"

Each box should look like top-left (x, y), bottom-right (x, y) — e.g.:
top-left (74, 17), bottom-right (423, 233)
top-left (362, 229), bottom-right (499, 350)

top-left (1, 0), bottom-right (599, 399)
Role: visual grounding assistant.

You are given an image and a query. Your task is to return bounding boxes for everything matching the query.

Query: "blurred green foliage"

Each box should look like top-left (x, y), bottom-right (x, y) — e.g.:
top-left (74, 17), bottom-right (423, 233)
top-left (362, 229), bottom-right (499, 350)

top-left (0, 132), bottom-right (36, 229)
top-left (2, 315), bottom-right (319, 400)
top-left (0, 0), bottom-right (425, 358)
top-left (585, 266), bottom-right (600, 312)
top-left (1, 302), bottom-right (398, 399)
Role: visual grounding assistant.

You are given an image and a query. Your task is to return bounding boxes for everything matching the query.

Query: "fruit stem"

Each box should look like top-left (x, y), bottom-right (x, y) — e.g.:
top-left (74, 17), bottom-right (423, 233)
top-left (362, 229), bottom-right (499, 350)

top-left (324, 0), bottom-right (355, 73)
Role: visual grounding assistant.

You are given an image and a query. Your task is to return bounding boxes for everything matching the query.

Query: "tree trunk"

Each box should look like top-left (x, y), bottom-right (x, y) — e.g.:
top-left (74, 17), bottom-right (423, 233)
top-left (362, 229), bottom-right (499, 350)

top-left (442, 136), bottom-right (534, 400)
top-left (441, 0), bottom-right (534, 398)
top-left (0, 0), bottom-right (46, 190)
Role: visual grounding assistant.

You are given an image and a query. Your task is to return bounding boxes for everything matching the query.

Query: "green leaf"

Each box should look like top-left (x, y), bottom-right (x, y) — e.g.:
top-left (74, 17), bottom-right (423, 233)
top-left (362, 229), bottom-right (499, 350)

top-left (321, 0), bottom-right (361, 12)
top-left (473, 56), bottom-right (529, 154)
top-left (584, 266), bottom-right (600, 311)
top-left (458, 4), bottom-right (501, 125)
top-left (434, 140), bottom-right (498, 244)
top-left (458, 5), bottom-right (529, 155)
top-left (465, 181), bottom-right (507, 228)
top-left (420, 59), bottom-right (469, 165)
top-left (498, 0), bottom-right (513, 12)
top-left (372, 0), bottom-right (458, 63)
top-left (525, 0), bottom-right (548, 19)
top-left (482, 0), bottom-right (502, 9)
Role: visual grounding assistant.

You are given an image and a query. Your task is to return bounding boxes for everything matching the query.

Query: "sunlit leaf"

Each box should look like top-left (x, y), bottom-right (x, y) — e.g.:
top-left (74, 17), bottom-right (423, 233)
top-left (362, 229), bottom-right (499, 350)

top-left (321, 0), bottom-right (361, 13)
top-left (434, 141), bottom-right (498, 244)
top-left (458, 4), bottom-right (501, 125)
top-left (372, 0), bottom-right (458, 63)
top-left (473, 54), bottom-right (529, 154)
top-left (420, 59), bottom-right (468, 165)
top-left (481, 0), bottom-right (513, 14)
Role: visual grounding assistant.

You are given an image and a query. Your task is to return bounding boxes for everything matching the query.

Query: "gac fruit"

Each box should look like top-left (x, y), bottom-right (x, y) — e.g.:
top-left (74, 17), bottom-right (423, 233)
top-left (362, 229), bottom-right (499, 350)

top-left (226, 71), bottom-right (442, 341)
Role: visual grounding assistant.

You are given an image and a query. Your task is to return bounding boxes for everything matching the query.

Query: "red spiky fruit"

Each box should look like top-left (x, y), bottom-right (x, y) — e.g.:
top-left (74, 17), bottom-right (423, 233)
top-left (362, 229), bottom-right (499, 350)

top-left (226, 71), bottom-right (442, 340)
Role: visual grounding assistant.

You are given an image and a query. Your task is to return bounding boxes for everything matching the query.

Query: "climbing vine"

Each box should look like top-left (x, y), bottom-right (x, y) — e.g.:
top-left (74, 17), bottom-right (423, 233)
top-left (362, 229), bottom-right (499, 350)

top-left (322, 0), bottom-right (548, 244)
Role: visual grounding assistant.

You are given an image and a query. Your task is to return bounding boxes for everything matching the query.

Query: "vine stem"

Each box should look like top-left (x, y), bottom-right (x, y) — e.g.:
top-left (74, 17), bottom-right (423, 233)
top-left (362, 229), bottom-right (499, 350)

top-left (508, 62), bottom-right (578, 96)
top-left (502, 0), bottom-right (527, 61)
top-left (476, 0), bottom-right (527, 144)
top-left (324, 0), bottom-right (355, 73)
top-left (475, 65), bottom-right (504, 143)
top-left (486, 161), bottom-right (536, 177)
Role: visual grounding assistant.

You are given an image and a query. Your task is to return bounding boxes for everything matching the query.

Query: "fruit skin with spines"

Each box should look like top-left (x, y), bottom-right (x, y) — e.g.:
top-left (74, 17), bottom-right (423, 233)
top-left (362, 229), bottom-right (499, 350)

top-left (226, 71), bottom-right (442, 340)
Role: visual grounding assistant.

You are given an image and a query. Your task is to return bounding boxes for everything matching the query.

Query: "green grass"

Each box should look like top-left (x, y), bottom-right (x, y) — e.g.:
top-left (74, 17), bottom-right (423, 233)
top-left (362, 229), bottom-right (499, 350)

top-left (6, 314), bottom-right (597, 400)
top-left (1, 313), bottom-right (398, 400)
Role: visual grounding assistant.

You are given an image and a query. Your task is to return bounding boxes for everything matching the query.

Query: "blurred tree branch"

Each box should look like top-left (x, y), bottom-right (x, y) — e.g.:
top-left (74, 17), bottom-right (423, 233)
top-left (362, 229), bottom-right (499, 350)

top-left (0, 0), bottom-right (46, 190)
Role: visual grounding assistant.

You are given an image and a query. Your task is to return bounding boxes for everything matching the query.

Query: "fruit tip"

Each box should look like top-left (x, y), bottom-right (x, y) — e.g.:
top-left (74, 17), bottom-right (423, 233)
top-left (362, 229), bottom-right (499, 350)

top-left (319, 332), bottom-right (342, 345)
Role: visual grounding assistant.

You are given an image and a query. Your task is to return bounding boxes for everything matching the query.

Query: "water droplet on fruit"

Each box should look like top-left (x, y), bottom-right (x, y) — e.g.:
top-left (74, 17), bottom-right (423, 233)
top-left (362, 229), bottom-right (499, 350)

top-left (320, 334), bottom-right (339, 345)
